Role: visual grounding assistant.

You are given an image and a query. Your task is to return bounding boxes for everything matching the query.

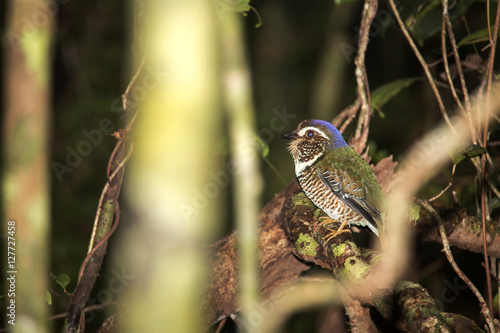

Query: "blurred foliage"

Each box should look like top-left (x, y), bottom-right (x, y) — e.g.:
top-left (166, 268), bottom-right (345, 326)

top-left (370, 77), bottom-right (422, 117)
top-left (458, 26), bottom-right (500, 47)
top-left (401, 0), bottom-right (476, 45)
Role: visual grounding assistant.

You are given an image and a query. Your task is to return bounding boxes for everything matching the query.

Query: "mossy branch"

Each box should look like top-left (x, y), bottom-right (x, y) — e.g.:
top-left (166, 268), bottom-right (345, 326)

top-left (281, 191), bottom-right (484, 332)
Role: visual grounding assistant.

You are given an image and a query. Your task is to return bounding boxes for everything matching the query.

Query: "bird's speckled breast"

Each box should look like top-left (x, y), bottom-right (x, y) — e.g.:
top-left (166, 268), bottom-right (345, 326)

top-left (297, 167), bottom-right (365, 227)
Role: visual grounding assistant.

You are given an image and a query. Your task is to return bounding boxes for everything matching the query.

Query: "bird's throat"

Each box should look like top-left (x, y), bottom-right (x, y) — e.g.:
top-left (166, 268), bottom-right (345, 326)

top-left (294, 152), bottom-right (325, 175)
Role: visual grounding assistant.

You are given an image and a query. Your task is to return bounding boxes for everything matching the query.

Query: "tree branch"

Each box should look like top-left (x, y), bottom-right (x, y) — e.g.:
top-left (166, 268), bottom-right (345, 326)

top-left (342, 294), bottom-right (378, 333)
top-left (282, 190), bottom-right (483, 332)
top-left (353, 0), bottom-right (378, 150)
top-left (203, 180), bottom-right (309, 325)
top-left (203, 155), bottom-right (397, 325)
top-left (410, 202), bottom-right (500, 258)
top-left (63, 136), bottom-right (128, 332)
top-left (96, 150), bottom-right (500, 332)
top-left (419, 200), bottom-right (495, 332)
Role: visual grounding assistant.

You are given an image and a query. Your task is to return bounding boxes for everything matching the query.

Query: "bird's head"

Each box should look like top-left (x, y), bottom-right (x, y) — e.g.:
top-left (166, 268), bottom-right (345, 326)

top-left (279, 119), bottom-right (348, 172)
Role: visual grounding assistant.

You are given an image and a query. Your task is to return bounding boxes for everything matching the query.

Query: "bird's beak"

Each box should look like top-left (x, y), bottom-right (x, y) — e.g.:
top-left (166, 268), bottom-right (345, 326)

top-left (279, 131), bottom-right (298, 140)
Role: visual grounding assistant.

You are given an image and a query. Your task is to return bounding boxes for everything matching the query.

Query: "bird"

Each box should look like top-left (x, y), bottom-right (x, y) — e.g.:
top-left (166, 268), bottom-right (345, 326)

top-left (279, 119), bottom-right (386, 241)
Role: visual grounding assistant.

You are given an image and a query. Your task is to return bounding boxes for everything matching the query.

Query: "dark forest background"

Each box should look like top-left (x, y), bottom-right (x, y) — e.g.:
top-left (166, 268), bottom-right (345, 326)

top-left (2, 0), bottom-right (500, 332)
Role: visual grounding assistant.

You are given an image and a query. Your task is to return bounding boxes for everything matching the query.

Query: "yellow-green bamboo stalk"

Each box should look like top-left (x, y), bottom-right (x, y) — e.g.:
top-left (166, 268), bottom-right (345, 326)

top-left (122, 1), bottom-right (222, 332)
top-left (220, 11), bottom-right (263, 332)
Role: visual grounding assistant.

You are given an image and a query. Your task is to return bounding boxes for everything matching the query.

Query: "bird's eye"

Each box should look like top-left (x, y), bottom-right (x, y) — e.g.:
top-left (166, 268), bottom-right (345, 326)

top-left (306, 130), bottom-right (315, 137)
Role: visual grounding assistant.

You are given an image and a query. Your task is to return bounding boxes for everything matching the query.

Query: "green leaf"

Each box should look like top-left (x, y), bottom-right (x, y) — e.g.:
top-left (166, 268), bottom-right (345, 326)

top-left (458, 27), bottom-right (496, 47)
top-left (213, 0), bottom-right (250, 13)
top-left (335, 0), bottom-right (358, 5)
top-left (254, 134), bottom-right (269, 158)
top-left (489, 197), bottom-right (500, 211)
top-left (450, 151), bottom-right (466, 165)
top-left (371, 77), bottom-right (421, 115)
top-left (50, 272), bottom-right (70, 292)
top-left (398, 0), bottom-right (431, 21)
top-left (463, 144), bottom-right (487, 158)
top-left (449, 145), bottom-right (487, 165)
top-left (407, 0), bottom-right (475, 44)
top-left (45, 290), bottom-right (52, 305)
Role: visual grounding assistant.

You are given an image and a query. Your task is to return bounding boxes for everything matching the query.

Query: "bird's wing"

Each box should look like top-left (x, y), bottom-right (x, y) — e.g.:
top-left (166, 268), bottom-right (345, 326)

top-left (315, 152), bottom-right (386, 232)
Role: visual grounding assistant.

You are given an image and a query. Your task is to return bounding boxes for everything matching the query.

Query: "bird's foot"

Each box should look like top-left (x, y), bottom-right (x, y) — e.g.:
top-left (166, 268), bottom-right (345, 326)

top-left (323, 221), bottom-right (351, 243)
top-left (317, 216), bottom-right (339, 227)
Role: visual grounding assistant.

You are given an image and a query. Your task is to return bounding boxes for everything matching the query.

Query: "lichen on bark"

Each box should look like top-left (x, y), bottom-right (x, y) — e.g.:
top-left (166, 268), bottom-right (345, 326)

top-left (280, 190), bottom-right (484, 332)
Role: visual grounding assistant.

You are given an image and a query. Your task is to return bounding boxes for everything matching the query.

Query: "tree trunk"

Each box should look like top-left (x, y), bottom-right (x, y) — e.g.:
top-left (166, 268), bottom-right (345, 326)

top-left (2, 1), bottom-right (54, 332)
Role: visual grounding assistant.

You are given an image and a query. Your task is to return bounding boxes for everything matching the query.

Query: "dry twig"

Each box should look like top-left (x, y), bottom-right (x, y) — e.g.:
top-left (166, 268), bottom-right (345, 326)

top-left (425, 164), bottom-right (456, 204)
top-left (419, 200), bottom-right (495, 333)
top-left (353, 0), bottom-right (378, 151)
top-left (63, 45), bottom-right (144, 333)
top-left (387, 0), bottom-right (457, 136)
top-left (480, 0), bottom-right (500, 314)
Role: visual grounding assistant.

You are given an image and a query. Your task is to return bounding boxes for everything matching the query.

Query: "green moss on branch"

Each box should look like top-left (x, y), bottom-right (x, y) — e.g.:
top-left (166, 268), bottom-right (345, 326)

top-left (280, 191), bottom-right (483, 332)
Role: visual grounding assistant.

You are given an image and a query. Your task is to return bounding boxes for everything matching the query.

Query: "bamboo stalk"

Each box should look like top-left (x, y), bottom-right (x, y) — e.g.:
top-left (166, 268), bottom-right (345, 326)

top-left (122, 1), bottom-right (223, 332)
top-left (220, 11), bottom-right (263, 332)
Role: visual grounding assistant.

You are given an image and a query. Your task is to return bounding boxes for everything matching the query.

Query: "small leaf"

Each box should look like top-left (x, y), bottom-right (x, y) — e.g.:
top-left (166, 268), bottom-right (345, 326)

top-left (449, 145), bottom-right (486, 165)
top-left (458, 27), bottom-right (495, 47)
top-left (408, 0), bottom-right (475, 44)
top-left (229, 0), bottom-right (251, 12)
top-left (254, 134), bottom-right (269, 158)
top-left (50, 272), bottom-right (70, 292)
top-left (335, 0), bottom-right (358, 5)
top-left (371, 77), bottom-right (421, 114)
top-left (450, 151), bottom-right (466, 165)
top-left (45, 290), bottom-right (52, 305)
top-left (463, 144), bottom-right (487, 158)
top-left (398, 0), bottom-right (431, 22)
top-left (489, 197), bottom-right (500, 211)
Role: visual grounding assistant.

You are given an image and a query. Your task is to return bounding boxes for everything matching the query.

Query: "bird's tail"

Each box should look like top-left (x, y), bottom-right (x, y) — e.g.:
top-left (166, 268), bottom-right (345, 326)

top-left (367, 221), bottom-right (379, 237)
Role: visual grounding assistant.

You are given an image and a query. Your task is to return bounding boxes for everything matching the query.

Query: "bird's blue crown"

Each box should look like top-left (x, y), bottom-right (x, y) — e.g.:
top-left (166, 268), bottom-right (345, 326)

top-left (309, 119), bottom-right (348, 149)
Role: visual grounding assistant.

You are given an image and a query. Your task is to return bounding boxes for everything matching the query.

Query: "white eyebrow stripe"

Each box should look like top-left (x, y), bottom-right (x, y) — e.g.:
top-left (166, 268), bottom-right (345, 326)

top-left (298, 126), bottom-right (329, 139)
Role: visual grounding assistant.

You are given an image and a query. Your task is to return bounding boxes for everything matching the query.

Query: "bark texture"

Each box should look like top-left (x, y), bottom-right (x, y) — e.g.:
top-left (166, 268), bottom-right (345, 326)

top-left (202, 154), bottom-right (495, 332)
top-left (203, 180), bottom-right (310, 324)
